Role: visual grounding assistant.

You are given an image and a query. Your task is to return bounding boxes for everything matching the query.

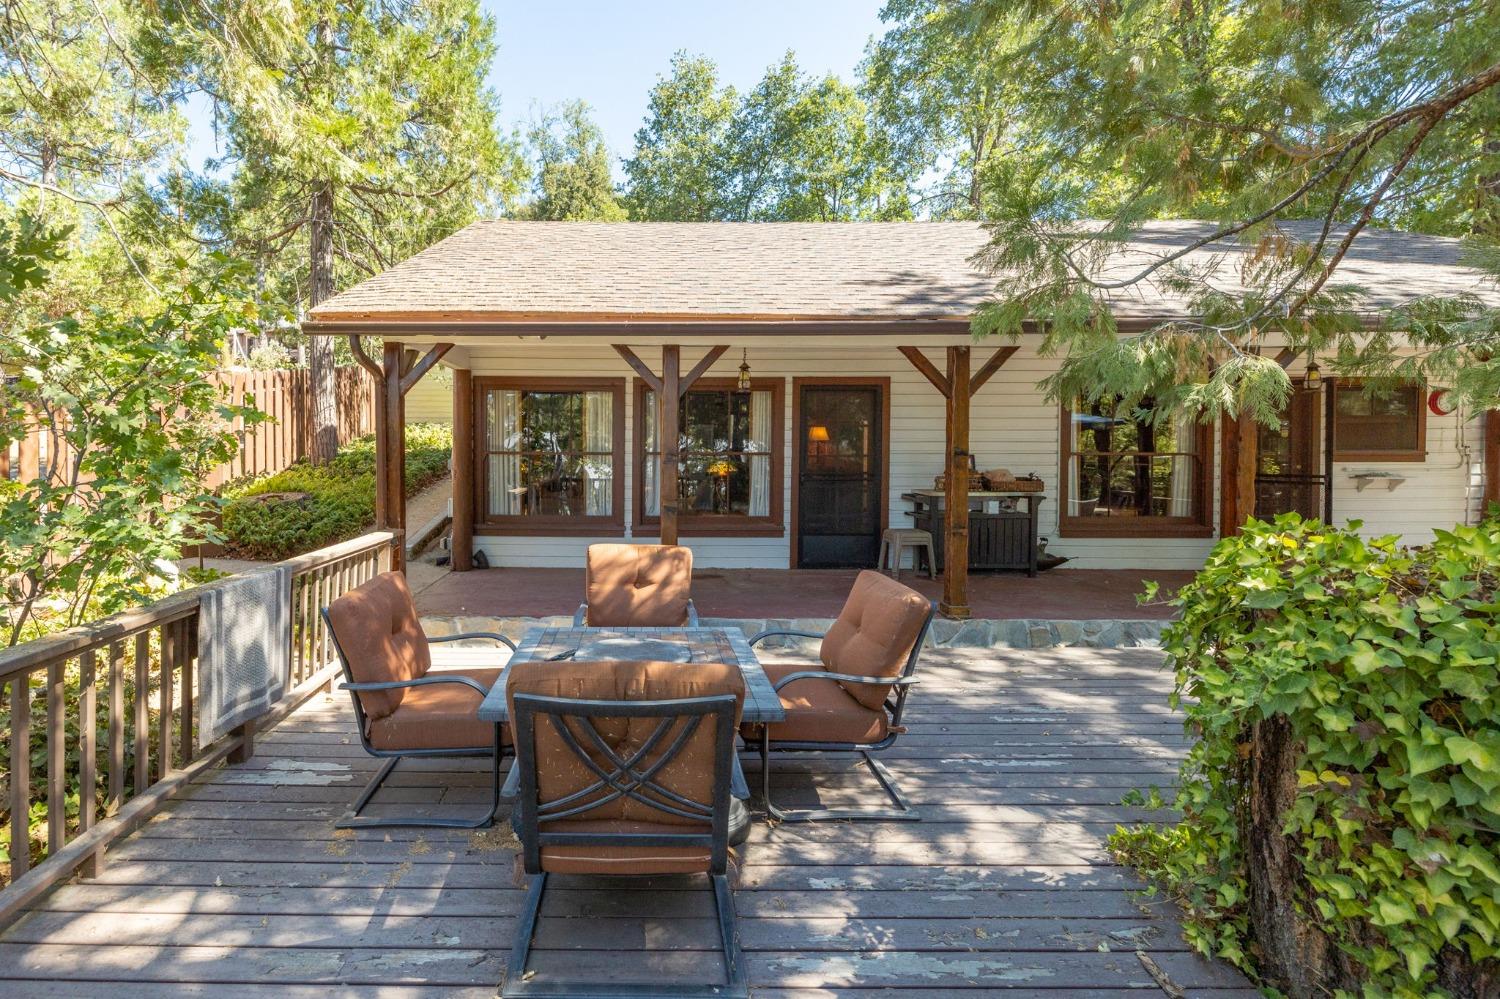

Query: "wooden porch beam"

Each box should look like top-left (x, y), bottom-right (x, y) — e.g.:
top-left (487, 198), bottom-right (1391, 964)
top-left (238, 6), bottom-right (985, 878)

top-left (400, 343), bottom-right (452, 396)
top-left (679, 345), bottom-right (729, 396)
top-left (1274, 348), bottom-right (1300, 369)
top-left (659, 346), bottom-right (681, 546)
top-left (940, 345), bottom-right (972, 619)
top-left (968, 346), bottom-right (1019, 398)
top-left (376, 341), bottom-right (408, 571)
top-left (451, 367), bottom-right (474, 572)
top-left (612, 344), bottom-right (662, 393)
top-left (898, 346), bottom-right (950, 397)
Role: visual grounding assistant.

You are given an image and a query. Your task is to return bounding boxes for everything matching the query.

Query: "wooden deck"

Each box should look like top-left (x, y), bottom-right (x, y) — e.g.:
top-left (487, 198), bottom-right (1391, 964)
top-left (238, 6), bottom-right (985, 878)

top-left (0, 647), bottom-right (1257, 997)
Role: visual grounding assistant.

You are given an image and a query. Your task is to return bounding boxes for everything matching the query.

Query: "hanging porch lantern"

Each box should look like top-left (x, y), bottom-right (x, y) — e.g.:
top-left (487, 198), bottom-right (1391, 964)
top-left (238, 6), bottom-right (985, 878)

top-left (736, 349), bottom-right (752, 392)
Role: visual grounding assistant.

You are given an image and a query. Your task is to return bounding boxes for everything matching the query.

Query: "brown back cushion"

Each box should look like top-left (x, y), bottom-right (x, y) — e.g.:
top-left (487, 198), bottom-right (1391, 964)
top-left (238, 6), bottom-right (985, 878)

top-left (507, 659), bottom-right (743, 827)
top-left (821, 570), bottom-right (932, 709)
top-left (585, 544), bottom-right (694, 627)
top-left (325, 571), bottom-right (431, 720)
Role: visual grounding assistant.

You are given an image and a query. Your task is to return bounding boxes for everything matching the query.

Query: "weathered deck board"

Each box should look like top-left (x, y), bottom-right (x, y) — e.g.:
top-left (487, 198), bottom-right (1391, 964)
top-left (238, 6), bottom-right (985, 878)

top-left (0, 646), bottom-right (1255, 995)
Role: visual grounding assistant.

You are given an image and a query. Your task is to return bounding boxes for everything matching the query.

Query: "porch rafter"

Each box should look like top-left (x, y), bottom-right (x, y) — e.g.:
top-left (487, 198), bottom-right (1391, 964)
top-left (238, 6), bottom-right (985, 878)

top-left (898, 344), bottom-right (1020, 619)
top-left (611, 344), bottom-right (732, 545)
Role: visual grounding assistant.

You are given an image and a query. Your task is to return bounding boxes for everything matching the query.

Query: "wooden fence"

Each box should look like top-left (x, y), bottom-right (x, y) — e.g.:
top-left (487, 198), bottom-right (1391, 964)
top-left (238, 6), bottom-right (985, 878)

top-left (2, 365), bottom-right (376, 489)
top-left (0, 531), bottom-right (399, 924)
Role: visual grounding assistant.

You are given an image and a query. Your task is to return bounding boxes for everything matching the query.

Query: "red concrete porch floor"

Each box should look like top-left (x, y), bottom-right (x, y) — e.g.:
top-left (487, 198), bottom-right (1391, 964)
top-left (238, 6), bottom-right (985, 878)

top-left (412, 566), bottom-right (1195, 620)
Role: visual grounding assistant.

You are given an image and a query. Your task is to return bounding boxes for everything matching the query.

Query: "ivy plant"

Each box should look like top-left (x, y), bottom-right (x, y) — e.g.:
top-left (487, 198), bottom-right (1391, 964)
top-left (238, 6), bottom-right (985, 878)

top-left (1113, 513), bottom-right (1500, 997)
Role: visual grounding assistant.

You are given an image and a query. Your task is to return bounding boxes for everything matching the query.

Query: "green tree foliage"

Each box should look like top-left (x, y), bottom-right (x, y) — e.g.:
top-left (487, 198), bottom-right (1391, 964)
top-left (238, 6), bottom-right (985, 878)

top-left (155, 0), bottom-right (521, 460)
top-left (516, 101), bottom-right (625, 221)
top-left (0, 221), bottom-right (258, 646)
top-left (893, 1), bottom-right (1500, 418)
top-left (1114, 514), bottom-right (1500, 996)
top-left (623, 52), bottom-right (735, 221)
top-left (625, 51), bottom-right (912, 221)
top-left (863, 0), bottom-right (1023, 218)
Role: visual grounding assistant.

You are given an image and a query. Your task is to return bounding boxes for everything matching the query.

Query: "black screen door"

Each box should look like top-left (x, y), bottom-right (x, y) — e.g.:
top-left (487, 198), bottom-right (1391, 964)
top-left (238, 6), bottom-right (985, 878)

top-left (797, 385), bottom-right (883, 568)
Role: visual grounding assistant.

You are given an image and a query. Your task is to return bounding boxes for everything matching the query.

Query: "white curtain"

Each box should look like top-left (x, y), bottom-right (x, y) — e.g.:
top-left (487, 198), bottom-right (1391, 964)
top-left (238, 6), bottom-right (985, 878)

top-left (1168, 410), bottom-right (1196, 517)
top-left (582, 390), bottom-right (613, 516)
top-left (642, 391), bottom-right (659, 516)
top-left (748, 389), bottom-right (772, 517)
top-left (487, 390), bottom-right (520, 516)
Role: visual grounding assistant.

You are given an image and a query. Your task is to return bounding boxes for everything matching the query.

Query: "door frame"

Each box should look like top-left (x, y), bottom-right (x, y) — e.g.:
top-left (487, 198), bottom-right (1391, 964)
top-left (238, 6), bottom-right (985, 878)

top-left (789, 377), bottom-right (891, 569)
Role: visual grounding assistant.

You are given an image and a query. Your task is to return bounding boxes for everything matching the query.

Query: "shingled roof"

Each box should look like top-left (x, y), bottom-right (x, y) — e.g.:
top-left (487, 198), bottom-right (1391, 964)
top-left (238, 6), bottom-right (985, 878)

top-left (305, 220), bottom-right (1499, 331)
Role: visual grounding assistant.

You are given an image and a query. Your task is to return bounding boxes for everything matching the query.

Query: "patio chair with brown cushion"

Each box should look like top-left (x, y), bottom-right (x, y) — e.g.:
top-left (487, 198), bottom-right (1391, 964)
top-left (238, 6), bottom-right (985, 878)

top-left (501, 658), bottom-right (748, 999)
top-left (744, 569), bottom-right (936, 822)
top-left (574, 542), bottom-right (700, 627)
top-left (323, 570), bottom-right (516, 829)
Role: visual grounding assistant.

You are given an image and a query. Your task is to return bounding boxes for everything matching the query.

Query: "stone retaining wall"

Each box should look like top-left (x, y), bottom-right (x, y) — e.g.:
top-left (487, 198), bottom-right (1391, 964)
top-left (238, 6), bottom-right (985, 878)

top-left (420, 615), bottom-right (1166, 651)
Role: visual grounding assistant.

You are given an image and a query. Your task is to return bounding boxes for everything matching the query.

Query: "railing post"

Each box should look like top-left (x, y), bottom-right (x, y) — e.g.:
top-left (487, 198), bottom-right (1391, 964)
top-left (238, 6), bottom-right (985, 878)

top-left (228, 719), bottom-right (256, 764)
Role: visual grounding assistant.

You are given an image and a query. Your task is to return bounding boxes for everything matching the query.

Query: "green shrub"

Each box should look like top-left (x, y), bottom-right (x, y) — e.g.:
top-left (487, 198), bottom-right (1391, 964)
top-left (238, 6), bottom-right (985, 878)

top-left (221, 422), bottom-right (451, 560)
top-left (1112, 513), bottom-right (1500, 998)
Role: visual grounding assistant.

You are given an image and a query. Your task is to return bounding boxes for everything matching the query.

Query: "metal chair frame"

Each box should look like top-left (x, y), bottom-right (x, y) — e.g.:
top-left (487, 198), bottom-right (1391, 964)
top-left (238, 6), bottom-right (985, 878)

top-left (504, 691), bottom-right (747, 999)
top-left (746, 600), bottom-right (936, 822)
top-left (573, 598), bottom-right (700, 628)
top-left (324, 609), bottom-right (515, 829)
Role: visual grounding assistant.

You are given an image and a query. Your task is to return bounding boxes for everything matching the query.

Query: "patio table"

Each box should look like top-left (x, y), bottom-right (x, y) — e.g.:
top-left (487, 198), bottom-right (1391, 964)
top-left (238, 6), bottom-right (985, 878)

top-left (476, 625), bottom-right (787, 725)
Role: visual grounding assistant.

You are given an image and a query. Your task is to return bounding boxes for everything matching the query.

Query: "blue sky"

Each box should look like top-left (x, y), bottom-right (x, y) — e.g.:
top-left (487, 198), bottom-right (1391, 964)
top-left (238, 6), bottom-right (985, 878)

top-left (185, 1), bottom-right (890, 177)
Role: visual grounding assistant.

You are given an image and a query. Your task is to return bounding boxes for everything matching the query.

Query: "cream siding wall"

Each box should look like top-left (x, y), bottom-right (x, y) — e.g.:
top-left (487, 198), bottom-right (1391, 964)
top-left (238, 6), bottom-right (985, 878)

top-left (405, 369), bottom-right (453, 424)
top-left (453, 340), bottom-right (1219, 570)
top-left (435, 340), bottom-right (1484, 570)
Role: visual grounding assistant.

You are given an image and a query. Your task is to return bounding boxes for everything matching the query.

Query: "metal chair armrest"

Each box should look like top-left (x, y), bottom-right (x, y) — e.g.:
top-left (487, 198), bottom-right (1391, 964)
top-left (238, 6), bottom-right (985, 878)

top-left (340, 674), bottom-right (492, 697)
top-left (686, 599), bottom-right (700, 627)
top-left (428, 632), bottom-right (516, 651)
top-left (771, 670), bottom-right (919, 692)
top-left (747, 628), bottom-right (826, 648)
top-left (573, 604), bottom-right (587, 627)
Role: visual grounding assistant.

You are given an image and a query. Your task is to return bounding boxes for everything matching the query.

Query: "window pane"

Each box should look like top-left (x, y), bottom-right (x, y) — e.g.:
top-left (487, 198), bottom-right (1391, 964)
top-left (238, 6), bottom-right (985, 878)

top-left (641, 388), bottom-right (775, 520)
top-left (1336, 385), bottom-right (1420, 453)
top-left (483, 387), bottom-right (614, 518)
top-left (1068, 401), bottom-right (1199, 521)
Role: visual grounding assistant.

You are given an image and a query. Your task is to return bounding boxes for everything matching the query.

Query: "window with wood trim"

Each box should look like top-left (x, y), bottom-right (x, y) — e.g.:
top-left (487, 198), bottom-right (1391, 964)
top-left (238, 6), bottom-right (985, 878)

top-left (1059, 400), bottom-right (1213, 537)
top-left (476, 378), bottom-right (624, 533)
top-left (635, 379), bottom-right (784, 535)
top-left (1333, 380), bottom-right (1426, 461)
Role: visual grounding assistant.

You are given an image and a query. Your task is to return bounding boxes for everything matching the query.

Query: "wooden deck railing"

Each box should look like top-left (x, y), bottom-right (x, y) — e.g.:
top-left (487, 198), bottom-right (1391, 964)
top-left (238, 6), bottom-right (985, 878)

top-left (0, 531), bottom-right (398, 925)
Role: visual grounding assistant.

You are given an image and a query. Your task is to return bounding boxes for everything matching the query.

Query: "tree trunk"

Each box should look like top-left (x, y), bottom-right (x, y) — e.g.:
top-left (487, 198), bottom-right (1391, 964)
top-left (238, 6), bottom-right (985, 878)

top-left (307, 183), bottom-right (339, 465)
top-left (1243, 716), bottom-right (1497, 996)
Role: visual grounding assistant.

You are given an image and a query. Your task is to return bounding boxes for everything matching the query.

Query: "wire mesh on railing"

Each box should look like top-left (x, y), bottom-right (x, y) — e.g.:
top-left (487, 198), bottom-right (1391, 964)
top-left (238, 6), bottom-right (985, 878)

top-left (0, 532), bottom-right (394, 896)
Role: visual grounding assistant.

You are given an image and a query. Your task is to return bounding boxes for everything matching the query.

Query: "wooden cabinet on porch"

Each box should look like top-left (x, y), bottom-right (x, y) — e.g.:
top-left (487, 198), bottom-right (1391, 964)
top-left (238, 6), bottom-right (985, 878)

top-left (902, 490), bottom-right (1043, 577)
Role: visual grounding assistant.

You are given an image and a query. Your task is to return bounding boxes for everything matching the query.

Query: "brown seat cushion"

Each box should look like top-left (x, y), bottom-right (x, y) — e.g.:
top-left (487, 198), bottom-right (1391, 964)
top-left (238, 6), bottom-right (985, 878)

top-left (742, 661), bottom-right (889, 745)
top-left (507, 659), bottom-right (743, 875)
top-left (325, 571), bottom-right (432, 720)
top-left (820, 569), bottom-right (931, 709)
top-left (534, 818), bottom-right (713, 875)
top-left (366, 667), bottom-right (508, 752)
top-left (585, 544), bottom-right (693, 627)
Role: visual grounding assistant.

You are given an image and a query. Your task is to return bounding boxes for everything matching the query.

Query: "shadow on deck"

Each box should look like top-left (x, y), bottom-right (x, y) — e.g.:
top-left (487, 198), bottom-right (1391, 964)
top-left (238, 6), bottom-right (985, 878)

top-left (0, 647), bottom-right (1257, 997)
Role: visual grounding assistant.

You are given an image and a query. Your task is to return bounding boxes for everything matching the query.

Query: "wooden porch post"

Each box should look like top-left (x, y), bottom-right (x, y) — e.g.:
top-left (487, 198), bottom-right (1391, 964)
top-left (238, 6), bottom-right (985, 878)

top-left (1218, 409), bottom-right (1259, 537)
top-left (659, 346), bottom-right (681, 546)
top-left (451, 367), bottom-right (475, 572)
top-left (1484, 410), bottom-right (1500, 509)
top-left (941, 346), bottom-right (972, 619)
top-left (380, 341), bottom-right (407, 571)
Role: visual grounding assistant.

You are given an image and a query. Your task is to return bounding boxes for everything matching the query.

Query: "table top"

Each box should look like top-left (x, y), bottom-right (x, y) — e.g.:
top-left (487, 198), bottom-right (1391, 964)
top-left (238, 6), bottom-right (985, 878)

top-left (903, 489), bottom-right (1044, 499)
top-left (476, 625), bottom-right (786, 725)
